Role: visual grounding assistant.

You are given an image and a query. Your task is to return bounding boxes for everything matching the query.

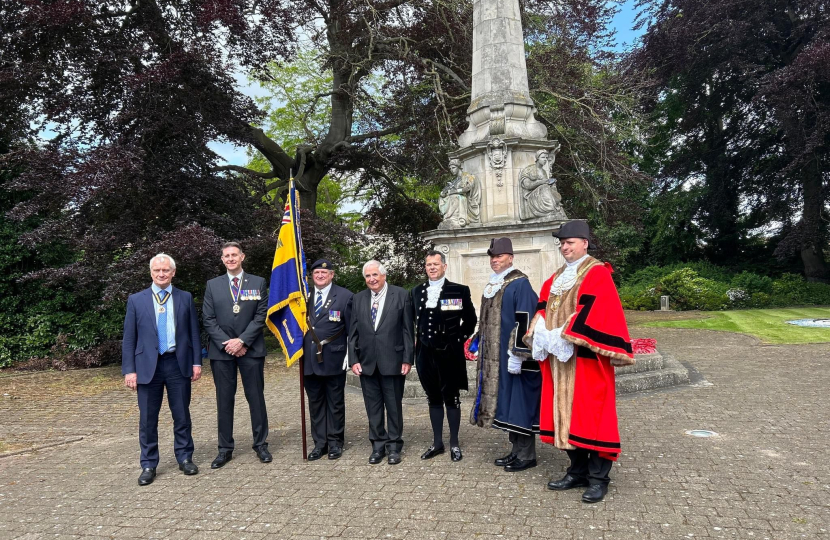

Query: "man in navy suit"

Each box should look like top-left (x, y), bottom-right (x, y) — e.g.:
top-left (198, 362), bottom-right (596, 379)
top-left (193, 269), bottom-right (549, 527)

top-left (349, 260), bottom-right (414, 465)
top-left (303, 259), bottom-right (353, 461)
top-left (122, 253), bottom-right (202, 486)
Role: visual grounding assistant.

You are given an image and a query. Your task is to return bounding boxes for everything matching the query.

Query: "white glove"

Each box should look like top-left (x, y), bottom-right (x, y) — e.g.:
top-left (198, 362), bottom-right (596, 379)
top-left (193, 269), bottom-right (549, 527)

top-left (531, 317), bottom-right (574, 363)
top-left (507, 351), bottom-right (523, 374)
top-left (342, 354), bottom-right (349, 371)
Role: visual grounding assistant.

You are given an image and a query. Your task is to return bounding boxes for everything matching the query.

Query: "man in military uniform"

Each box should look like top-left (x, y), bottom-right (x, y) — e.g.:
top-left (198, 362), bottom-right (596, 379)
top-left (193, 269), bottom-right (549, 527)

top-left (411, 250), bottom-right (477, 462)
top-left (303, 259), bottom-right (353, 461)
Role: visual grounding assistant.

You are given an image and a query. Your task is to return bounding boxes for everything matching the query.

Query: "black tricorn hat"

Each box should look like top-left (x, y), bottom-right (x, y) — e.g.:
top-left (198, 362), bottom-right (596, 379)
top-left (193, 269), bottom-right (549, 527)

top-left (487, 237), bottom-right (514, 256)
top-left (553, 221), bottom-right (596, 249)
top-left (310, 259), bottom-right (334, 271)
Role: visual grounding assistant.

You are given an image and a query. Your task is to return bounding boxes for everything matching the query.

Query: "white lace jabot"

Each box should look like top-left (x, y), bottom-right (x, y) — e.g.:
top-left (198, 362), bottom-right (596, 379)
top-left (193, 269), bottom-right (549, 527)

top-left (550, 254), bottom-right (590, 296)
top-left (425, 277), bottom-right (445, 308)
top-left (483, 266), bottom-right (516, 299)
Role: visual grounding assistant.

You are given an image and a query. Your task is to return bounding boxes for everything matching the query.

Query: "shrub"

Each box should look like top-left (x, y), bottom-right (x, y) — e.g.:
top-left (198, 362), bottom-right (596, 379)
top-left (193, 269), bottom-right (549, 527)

top-left (731, 271), bottom-right (774, 294)
top-left (654, 268), bottom-right (729, 311)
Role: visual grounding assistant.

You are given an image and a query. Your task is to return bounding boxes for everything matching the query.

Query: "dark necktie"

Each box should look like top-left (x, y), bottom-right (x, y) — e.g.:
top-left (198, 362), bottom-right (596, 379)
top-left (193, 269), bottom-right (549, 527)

top-left (315, 291), bottom-right (323, 317)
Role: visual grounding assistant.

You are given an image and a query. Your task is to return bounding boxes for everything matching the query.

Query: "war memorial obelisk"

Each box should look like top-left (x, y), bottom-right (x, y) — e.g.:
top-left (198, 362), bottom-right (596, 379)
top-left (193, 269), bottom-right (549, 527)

top-left (422, 0), bottom-right (568, 305)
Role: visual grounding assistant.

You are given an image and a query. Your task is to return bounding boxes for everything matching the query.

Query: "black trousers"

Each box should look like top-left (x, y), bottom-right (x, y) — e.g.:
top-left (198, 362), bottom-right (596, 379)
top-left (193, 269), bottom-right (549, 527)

top-left (137, 353), bottom-right (194, 468)
top-left (416, 346), bottom-right (461, 408)
top-left (508, 431), bottom-right (536, 460)
top-left (566, 448), bottom-right (613, 486)
top-left (211, 357), bottom-right (269, 452)
top-left (305, 372), bottom-right (347, 451)
top-left (360, 369), bottom-right (406, 453)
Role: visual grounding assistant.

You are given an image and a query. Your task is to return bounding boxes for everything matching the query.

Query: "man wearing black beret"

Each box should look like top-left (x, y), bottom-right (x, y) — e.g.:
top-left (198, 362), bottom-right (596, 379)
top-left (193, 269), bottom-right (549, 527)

top-left (303, 259), bottom-right (354, 460)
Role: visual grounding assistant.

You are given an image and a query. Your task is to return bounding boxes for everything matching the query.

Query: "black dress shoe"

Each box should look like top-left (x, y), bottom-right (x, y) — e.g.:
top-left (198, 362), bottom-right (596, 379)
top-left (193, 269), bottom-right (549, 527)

top-left (368, 451), bottom-right (385, 464)
top-left (327, 447), bottom-right (343, 460)
top-left (494, 452), bottom-right (518, 467)
top-left (450, 446), bottom-right (463, 462)
top-left (504, 458), bottom-right (537, 472)
top-left (307, 446), bottom-right (328, 461)
top-left (256, 446), bottom-right (273, 463)
top-left (582, 484), bottom-right (608, 503)
top-left (387, 452), bottom-right (401, 465)
top-left (138, 467), bottom-right (156, 486)
top-left (178, 459), bottom-right (199, 475)
top-left (211, 452), bottom-right (232, 469)
top-left (420, 445), bottom-right (445, 460)
top-left (547, 474), bottom-right (590, 491)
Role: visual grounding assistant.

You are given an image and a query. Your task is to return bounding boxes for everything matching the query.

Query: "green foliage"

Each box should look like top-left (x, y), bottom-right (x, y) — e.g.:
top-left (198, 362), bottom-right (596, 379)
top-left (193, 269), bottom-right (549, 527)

top-left (655, 268), bottom-right (728, 311)
top-left (619, 265), bottom-right (830, 311)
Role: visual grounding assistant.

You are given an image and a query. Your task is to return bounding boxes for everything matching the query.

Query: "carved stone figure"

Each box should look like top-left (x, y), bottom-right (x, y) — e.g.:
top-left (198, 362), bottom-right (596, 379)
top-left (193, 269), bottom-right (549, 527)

top-left (519, 149), bottom-right (567, 220)
top-left (439, 159), bottom-right (482, 228)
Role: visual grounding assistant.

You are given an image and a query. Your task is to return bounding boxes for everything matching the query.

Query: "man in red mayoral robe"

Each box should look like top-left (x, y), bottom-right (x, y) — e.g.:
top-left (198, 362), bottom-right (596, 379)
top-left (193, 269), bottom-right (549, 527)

top-left (526, 220), bottom-right (634, 503)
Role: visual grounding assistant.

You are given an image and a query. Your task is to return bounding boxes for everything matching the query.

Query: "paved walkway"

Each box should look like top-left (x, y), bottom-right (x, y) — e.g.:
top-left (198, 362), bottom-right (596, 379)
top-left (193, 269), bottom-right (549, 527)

top-left (1, 318), bottom-right (829, 539)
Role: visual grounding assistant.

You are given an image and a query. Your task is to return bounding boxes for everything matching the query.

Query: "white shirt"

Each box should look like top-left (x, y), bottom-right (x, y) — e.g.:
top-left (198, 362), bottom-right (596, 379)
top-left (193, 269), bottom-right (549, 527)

top-left (314, 282), bottom-right (333, 307)
top-left (370, 283), bottom-right (389, 330)
top-left (227, 270), bottom-right (244, 285)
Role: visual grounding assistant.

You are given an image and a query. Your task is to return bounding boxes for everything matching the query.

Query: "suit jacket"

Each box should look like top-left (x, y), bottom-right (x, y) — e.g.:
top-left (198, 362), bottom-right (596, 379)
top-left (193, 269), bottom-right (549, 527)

top-left (348, 284), bottom-right (414, 376)
top-left (303, 284), bottom-right (354, 376)
top-left (411, 280), bottom-right (477, 391)
top-left (122, 286), bottom-right (201, 385)
top-left (411, 280), bottom-right (477, 351)
top-left (203, 273), bottom-right (268, 360)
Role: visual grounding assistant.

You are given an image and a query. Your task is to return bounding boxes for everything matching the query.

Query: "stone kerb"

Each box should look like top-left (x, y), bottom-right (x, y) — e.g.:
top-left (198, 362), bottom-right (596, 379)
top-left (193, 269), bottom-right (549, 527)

top-left (346, 349), bottom-right (691, 398)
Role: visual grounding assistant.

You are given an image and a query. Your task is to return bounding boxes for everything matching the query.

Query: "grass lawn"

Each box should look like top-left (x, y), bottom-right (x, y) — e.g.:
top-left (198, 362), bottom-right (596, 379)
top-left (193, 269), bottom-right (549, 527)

top-left (640, 307), bottom-right (830, 345)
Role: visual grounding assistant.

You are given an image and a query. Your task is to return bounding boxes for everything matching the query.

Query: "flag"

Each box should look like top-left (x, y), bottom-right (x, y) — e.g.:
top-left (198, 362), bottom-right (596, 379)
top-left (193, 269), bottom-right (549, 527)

top-left (266, 179), bottom-right (309, 367)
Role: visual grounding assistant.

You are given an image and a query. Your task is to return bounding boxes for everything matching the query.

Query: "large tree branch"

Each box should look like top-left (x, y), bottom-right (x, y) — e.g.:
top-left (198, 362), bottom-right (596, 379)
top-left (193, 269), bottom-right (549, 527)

top-left (346, 123), bottom-right (411, 144)
top-left (244, 123), bottom-right (296, 177)
top-left (213, 165), bottom-right (277, 178)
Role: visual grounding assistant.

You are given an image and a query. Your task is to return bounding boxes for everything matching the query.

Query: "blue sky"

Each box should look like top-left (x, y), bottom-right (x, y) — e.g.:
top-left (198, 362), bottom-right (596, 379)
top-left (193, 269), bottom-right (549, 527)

top-left (613, 0), bottom-right (643, 50)
top-left (209, 0), bottom-right (645, 167)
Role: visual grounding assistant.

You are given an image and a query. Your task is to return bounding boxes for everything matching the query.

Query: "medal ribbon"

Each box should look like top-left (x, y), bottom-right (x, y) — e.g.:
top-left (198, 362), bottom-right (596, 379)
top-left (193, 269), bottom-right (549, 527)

top-left (229, 277), bottom-right (242, 305)
top-left (154, 290), bottom-right (171, 306)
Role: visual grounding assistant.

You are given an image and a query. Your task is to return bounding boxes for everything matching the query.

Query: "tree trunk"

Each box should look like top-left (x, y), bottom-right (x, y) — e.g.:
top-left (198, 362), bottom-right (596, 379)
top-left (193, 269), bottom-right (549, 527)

top-left (800, 158), bottom-right (829, 282)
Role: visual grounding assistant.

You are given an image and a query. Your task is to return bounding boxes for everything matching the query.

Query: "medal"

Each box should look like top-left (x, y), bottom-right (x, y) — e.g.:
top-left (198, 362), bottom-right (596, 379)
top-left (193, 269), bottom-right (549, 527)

top-left (153, 290), bottom-right (171, 311)
top-left (229, 278), bottom-right (242, 312)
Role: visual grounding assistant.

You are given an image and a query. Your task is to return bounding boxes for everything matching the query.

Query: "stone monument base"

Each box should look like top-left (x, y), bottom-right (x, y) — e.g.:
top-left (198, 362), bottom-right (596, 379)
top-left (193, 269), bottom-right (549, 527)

top-left (345, 349), bottom-right (692, 398)
top-left (421, 219), bottom-right (568, 314)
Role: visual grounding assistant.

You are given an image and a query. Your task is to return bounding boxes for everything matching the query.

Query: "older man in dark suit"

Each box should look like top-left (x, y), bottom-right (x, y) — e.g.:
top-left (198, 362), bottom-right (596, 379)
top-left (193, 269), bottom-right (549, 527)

top-left (349, 260), bottom-right (414, 465)
top-left (122, 253), bottom-right (202, 486)
top-left (303, 259), bottom-right (353, 461)
top-left (202, 242), bottom-right (271, 469)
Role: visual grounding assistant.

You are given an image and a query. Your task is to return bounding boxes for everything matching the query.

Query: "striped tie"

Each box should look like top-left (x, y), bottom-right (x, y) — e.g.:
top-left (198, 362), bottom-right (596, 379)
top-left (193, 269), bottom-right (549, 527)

top-left (315, 291), bottom-right (323, 317)
top-left (157, 290), bottom-right (168, 354)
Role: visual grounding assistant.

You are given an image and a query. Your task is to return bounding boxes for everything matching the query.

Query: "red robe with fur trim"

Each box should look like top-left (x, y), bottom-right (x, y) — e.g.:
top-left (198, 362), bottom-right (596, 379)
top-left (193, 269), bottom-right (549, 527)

top-left (535, 261), bottom-right (633, 461)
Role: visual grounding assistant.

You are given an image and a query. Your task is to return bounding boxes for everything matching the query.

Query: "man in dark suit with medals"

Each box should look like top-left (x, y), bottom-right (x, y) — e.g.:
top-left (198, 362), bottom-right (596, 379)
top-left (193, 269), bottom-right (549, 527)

top-left (349, 260), bottom-right (414, 465)
top-left (303, 259), bottom-right (353, 460)
top-left (122, 253), bottom-right (202, 486)
top-left (202, 242), bottom-right (271, 469)
top-left (411, 250), bottom-right (477, 462)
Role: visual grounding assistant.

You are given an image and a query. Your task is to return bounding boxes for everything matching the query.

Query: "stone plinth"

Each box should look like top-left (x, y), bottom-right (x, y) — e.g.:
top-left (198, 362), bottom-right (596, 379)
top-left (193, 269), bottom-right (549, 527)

top-left (423, 219), bottom-right (567, 312)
